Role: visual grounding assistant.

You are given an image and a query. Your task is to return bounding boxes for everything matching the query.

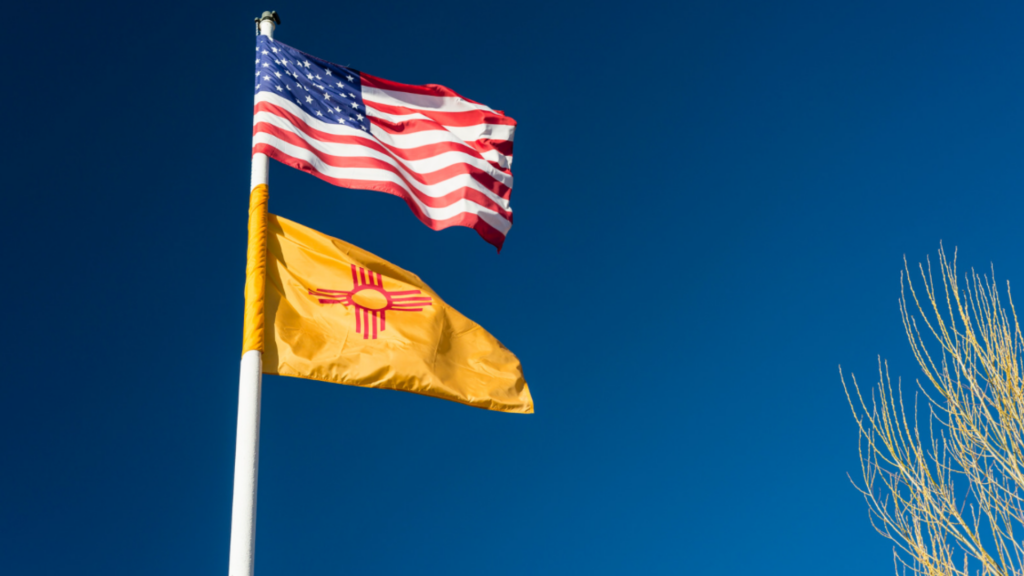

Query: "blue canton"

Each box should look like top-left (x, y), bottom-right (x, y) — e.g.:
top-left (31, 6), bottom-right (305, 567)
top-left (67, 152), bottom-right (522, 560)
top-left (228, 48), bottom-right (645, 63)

top-left (254, 36), bottom-right (368, 132)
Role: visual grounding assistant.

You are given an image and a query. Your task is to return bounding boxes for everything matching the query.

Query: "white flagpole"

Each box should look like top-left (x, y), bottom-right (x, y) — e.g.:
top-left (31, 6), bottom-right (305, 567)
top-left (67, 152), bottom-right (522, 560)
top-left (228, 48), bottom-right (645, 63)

top-left (229, 11), bottom-right (277, 576)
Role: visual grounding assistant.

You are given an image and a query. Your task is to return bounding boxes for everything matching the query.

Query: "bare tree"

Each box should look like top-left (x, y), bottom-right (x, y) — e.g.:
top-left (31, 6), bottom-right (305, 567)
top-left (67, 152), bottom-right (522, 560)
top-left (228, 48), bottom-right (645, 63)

top-left (844, 246), bottom-right (1024, 576)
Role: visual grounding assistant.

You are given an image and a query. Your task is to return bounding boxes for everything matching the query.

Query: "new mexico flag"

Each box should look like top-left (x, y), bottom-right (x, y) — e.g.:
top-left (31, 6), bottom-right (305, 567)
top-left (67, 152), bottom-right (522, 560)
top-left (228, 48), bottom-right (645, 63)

top-left (241, 186), bottom-right (533, 414)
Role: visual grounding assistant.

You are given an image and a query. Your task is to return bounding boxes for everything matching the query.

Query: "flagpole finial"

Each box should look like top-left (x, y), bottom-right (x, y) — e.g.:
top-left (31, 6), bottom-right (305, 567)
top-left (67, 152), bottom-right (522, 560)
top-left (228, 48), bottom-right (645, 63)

top-left (254, 11), bottom-right (280, 37)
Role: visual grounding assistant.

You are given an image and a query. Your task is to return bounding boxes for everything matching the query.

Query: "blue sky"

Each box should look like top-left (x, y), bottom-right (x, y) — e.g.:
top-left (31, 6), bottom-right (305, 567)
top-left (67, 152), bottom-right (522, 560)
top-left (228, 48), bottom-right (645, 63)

top-left (4, 1), bottom-right (1024, 574)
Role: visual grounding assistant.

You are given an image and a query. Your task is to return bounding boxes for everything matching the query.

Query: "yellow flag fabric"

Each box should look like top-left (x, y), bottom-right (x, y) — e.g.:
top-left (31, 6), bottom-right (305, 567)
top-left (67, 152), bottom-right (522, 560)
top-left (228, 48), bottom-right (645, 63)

top-left (241, 185), bottom-right (269, 356)
top-left (256, 213), bottom-right (533, 414)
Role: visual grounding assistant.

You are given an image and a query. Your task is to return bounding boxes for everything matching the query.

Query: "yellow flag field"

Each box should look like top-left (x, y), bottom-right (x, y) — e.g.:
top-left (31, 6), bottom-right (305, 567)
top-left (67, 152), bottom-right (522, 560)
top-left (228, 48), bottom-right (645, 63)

top-left (243, 191), bottom-right (532, 414)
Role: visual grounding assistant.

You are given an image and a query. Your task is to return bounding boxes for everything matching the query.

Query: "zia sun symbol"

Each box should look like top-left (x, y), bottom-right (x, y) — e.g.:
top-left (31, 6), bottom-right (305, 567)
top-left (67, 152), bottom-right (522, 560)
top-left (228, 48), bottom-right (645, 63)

top-left (309, 264), bottom-right (433, 339)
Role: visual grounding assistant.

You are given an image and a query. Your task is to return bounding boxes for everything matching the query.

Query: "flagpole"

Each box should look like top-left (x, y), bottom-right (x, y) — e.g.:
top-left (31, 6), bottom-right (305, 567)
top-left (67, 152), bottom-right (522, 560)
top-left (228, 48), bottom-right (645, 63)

top-left (229, 11), bottom-right (277, 576)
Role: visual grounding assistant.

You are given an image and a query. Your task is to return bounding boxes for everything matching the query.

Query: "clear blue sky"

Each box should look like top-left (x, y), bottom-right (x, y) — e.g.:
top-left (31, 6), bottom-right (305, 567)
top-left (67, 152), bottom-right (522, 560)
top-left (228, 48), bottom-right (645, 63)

top-left (4, 1), bottom-right (1024, 574)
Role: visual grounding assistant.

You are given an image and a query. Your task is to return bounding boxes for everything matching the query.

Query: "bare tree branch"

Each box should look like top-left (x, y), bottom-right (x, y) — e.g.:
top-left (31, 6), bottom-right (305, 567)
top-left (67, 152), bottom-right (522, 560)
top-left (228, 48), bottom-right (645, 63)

top-left (845, 246), bottom-right (1024, 576)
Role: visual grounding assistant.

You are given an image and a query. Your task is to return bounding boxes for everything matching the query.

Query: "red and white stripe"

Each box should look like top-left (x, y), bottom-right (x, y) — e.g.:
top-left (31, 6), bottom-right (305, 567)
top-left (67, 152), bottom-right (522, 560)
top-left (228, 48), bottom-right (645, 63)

top-left (252, 72), bottom-right (516, 250)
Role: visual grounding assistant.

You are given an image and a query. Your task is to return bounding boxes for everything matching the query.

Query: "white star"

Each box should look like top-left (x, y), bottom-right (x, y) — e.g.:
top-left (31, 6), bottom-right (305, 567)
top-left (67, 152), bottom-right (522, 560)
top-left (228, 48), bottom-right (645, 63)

top-left (350, 102), bottom-right (359, 108)
top-left (315, 74), bottom-right (321, 80)
top-left (281, 59), bottom-right (288, 66)
top-left (346, 74), bottom-right (354, 81)
top-left (263, 75), bottom-right (270, 81)
top-left (276, 85), bottom-right (283, 92)
top-left (335, 106), bottom-right (341, 112)
top-left (256, 47), bottom-right (259, 51)
top-left (274, 59), bottom-right (280, 65)
top-left (336, 81), bottom-right (344, 88)
top-left (317, 111), bottom-right (323, 117)
top-left (255, 59), bottom-right (259, 64)
top-left (338, 118), bottom-right (346, 123)
top-left (356, 113), bottom-right (364, 120)
top-left (262, 62), bottom-right (269, 68)
top-left (306, 72), bottom-right (314, 80)
top-left (274, 72), bottom-right (282, 78)
top-left (361, 126), bottom-right (367, 131)
top-left (271, 47), bottom-right (279, 53)
top-left (261, 50), bottom-right (268, 55)
top-left (255, 71), bottom-right (260, 77)
top-left (324, 93), bottom-right (331, 101)
top-left (348, 93), bottom-right (355, 98)
top-left (303, 60), bottom-right (311, 68)
top-left (286, 85), bottom-right (291, 91)
top-left (305, 95), bottom-right (313, 103)
top-left (325, 69), bottom-right (332, 76)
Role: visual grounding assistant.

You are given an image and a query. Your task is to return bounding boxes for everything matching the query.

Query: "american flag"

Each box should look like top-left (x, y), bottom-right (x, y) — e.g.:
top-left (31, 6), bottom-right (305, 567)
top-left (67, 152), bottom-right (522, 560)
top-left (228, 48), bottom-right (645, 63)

top-left (252, 36), bottom-right (516, 250)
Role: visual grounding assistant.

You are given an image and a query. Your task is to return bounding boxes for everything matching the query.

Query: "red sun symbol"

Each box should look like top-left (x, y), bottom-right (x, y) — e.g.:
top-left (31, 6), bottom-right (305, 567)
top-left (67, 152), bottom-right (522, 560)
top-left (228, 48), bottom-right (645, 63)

top-left (309, 265), bottom-right (433, 339)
